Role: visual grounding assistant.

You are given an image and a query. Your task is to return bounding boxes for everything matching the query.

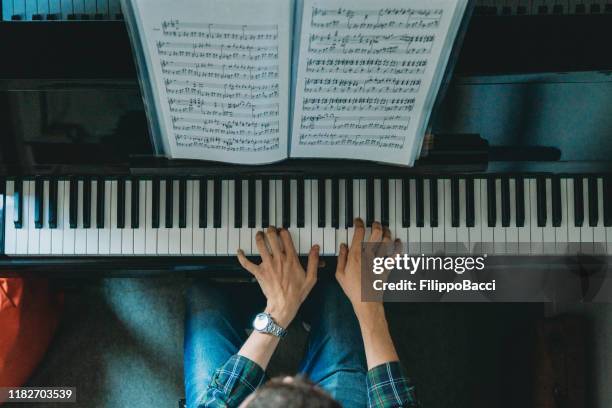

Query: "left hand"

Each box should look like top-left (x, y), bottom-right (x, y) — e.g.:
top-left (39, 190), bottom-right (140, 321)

top-left (238, 227), bottom-right (319, 328)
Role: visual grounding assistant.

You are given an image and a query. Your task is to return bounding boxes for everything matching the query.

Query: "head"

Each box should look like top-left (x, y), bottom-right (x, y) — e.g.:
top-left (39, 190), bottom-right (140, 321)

top-left (239, 376), bottom-right (341, 408)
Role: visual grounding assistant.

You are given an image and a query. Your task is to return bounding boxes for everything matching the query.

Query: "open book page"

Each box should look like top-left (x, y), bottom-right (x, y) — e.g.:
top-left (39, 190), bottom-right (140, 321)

top-left (289, 0), bottom-right (468, 166)
top-left (126, 0), bottom-right (292, 164)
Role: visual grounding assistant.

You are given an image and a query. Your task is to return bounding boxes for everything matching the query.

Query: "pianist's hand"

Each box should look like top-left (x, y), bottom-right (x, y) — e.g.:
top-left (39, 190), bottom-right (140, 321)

top-left (237, 227), bottom-right (320, 328)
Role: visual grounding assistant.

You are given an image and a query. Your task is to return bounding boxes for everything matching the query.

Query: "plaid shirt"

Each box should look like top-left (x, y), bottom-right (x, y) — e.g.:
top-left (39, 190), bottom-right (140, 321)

top-left (200, 355), bottom-right (419, 408)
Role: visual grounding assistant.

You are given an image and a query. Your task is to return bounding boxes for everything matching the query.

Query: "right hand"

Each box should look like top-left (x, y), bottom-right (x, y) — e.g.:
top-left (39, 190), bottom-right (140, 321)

top-left (335, 218), bottom-right (395, 318)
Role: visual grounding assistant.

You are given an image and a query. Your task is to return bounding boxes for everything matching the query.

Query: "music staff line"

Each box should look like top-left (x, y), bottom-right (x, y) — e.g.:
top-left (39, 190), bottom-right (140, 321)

top-left (162, 20), bottom-right (278, 32)
top-left (311, 7), bottom-right (444, 18)
top-left (310, 20), bottom-right (440, 30)
top-left (164, 95), bottom-right (278, 111)
top-left (160, 67), bottom-right (279, 80)
top-left (158, 49), bottom-right (279, 61)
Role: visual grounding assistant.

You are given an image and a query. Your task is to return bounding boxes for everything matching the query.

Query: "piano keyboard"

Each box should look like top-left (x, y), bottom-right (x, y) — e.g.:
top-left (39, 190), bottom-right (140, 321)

top-left (2, 0), bottom-right (122, 21)
top-left (474, 0), bottom-right (612, 15)
top-left (3, 176), bottom-right (612, 256)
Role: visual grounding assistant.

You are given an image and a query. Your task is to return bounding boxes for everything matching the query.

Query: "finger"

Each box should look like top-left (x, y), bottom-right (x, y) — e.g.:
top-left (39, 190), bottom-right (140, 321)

top-left (350, 218), bottom-right (365, 250)
top-left (336, 243), bottom-right (348, 276)
top-left (369, 221), bottom-right (383, 243)
top-left (266, 226), bottom-right (283, 257)
top-left (305, 245), bottom-right (320, 288)
top-left (382, 226), bottom-right (392, 243)
top-left (237, 249), bottom-right (259, 276)
top-left (279, 228), bottom-right (297, 259)
top-left (255, 231), bottom-right (272, 264)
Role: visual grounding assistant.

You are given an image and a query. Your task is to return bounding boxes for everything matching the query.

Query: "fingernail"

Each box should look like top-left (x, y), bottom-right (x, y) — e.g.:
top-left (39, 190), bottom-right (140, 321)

top-left (313, 245), bottom-right (320, 252)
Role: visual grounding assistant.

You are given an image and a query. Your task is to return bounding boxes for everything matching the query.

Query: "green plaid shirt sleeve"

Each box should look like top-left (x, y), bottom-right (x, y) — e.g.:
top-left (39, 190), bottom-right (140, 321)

top-left (366, 362), bottom-right (420, 408)
top-left (200, 355), bottom-right (266, 408)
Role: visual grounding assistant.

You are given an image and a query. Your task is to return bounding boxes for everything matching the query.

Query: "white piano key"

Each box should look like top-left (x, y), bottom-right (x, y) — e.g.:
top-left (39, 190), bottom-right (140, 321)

top-left (169, 180), bottom-right (182, 255)
top-left (394, 180), bottom-right (406, 246)
top-left (580, 177), bottom-right (594, 253)
top-left (311, 179), bottom-right (323, 249)
top-left (62, 180), bottom-right (76, 255)
top-left (134, 180), bottom-right (147, 255)
top-left (60, 0), bottom-right (72, 19)
top-left (323, 179), bottom-right (335, 255)
top-left (347, 179), bottom-right (359, 245)
top-left (109, 180), bottom-right (122, 254)
top-left (387, 180), bottom-right (397, 242)
top-left (275, 180), bottom-right (283, 229)
top-left (204, 180), bottom-right (216, 255)
top-left (84, 0), bottom-right (97, 15)
top-left (493, 179), bottom-right (506, 255)
top-left (252, 180), bottom-right (264, 254)
top-left (517, 178), bottom-right (531, 255)
top-left (373, 179), bottom-right (382, 222)
top-left (86, 180), bottom-right (99, 254)
top-left (443, 179), bottom-right (455, 254)
top-left (268, 179), bottom-right (276, 229)
top-left (98, 180), bottom-right (112, 255)
top-left (408, 178), bottom-right (421, 254)
top-left (27, 181), bottom-right (40, 254)
top-left (554, 178), bottom-right (569, 254)
top-left (145, 180), bottom-right (158, 255)
top-left (157, 180), bottom-right (169, 255)
top-left (109, 0), bottom-right (121, 17)
top-left (468, 178), bottom-right (482, 254)
top-left (480, 179), bottom-right (493, 253)
top-left (225, 180), bottom-right (238, 255)
top-left (181, 180), bottom-right (194, 255)
top-left (192, 179), bottom-right (204, 255)
top-left (566, 178), bottom-right (581, 255)
top-left (432, 179), bottom-right (445, 254)
top-left (542, 179), bottom-right (556, 253)
top-left (593, 178), bottom-right (606, 254)
top-left (420, 179), bottom-right (433, 254)
top-left (121, 180), bottom-right (134, 255)
top-left (530, 179), bottom-right (543, 255)
top-left (15, 180), bottom-right (29, 254)
top-left (4, 181), bottom-right (16, 254)
top-left (52, 181), bottom-right (66, 255)
top-left (216, 180), bottom-right (229, 255)
top-left (39, 180), bottom-right (52, 255)
top-left (360, 179), bottom-right (371, 241)
top-left (506, 179), bottom-right (519, 254)
top-left (240, 180), bottom-right (252, 255)
top-left (457, 179), bottom-right (469, 251)
top-left (299, 180), bottom-right (312, 255)
top-left (336, 180), bottom-right (347, 254)
top-left (74, 180), bottom-right (87, 255)
top-left (288, 179), bottom-right (299, 253)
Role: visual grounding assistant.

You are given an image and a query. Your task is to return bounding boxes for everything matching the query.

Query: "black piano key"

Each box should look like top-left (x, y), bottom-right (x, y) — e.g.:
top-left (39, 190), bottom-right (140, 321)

top-left (97, 178), bottom-right (106, 229)
top-left (83, 179), bottom-right (91, 229)
top-left (381, 179), bottom-right (389, 227)
top-left (235, 178), bottom-right (243, 228)
top-left (604, 176), bottom-right (612, 227)
top-left (332, 178), bottom-right (339, 229)
top-left (248, 179), bottom-right (256, 228)
top-left (152, 178), bottom-right (160, 229)
top-left (402, 178), bottom-right (410, 227)
top-left (536, 176), bottom-right (547, 227)
top-left (34, 179), bottom-right (43, 229)
top-left (515, 176), bottom-right (525, 227)
top-left (282, 178), bottom-right (290, 228)
top-left (262, 179), bottom-right (270, 228)
top-left (574, 176), bottom-right (584, 227)
top-left (345, 179), bottom-right (354, 228)
top-left (552, 176), bottom-right (562, 227)
top-left (49, 179), bottom-right (58, 229)
top-left (69, 178), bottom-right (78, 229)
top-left (318, 178), bottom-right (326, 228)
top-left (199, 178), bottom-right (207, 228)
top-left (588, 176), bottom-right (598, 227)
top-left (179, 179), bottom-right (187, 228)
top-left (117, 179), bottom-right (125, 229)
top-left (165, 179), bottom-right (173, 229)
top-left (131, 178), bottom-right (140, 229)
top-left (13, 179), bottom-right (22, 228)
top-left (552, 4), bottom-right (563, 14)
top-left (575, 3), bottom-right (586, 13)
top-left (466, 178), bottom-right (475, 228)
top-left (501, 177), bottom-right (510, 227)
top-left (487, 177), bottom-right (496, 227)
top-left (297, 178), bottom-right (305, 228)
top-left (415, 177), bottom-right (424, 228)
top-left (213, 178), bottom-right (222, 228)
top-left (429, 178), bottom-right (438, 228)
top-left (451, 177), bottom-right (460, 228)
top-left (366, 178), bottom-right (374, 227)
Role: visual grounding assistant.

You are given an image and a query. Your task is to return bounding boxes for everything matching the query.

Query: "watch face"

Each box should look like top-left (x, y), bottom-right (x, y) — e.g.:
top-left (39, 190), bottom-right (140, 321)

top-left (253, 313), bottom-right (270, 331)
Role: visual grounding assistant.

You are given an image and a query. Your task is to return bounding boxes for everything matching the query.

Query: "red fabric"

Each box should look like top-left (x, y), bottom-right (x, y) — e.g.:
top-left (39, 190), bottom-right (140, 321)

top-left (0, 278), bottom-right (62, 389)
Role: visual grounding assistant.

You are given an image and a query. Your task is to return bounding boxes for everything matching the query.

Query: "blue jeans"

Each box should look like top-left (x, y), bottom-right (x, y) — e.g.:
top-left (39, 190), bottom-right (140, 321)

top-left (184, 279), bottom-right (367, 408)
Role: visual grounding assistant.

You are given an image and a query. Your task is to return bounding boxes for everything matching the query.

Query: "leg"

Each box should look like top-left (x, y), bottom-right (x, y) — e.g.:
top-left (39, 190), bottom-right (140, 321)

top-left (299, 280), bottom-right (368, 408)
top-left (184, 280), bottom-right (247, 408)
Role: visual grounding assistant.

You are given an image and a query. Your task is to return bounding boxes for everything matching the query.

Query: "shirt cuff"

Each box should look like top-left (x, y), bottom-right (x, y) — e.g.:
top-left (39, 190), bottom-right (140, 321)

top-left (366, 361), bottom-right (419, 408)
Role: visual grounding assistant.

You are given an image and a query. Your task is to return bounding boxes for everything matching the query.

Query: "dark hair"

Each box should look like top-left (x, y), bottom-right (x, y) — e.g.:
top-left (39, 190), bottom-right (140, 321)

top-left (246, 376), bottom-right (341, 408)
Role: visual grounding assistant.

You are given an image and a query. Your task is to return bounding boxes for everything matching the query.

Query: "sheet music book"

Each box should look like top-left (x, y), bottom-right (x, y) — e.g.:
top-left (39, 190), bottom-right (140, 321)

top-left (121, 0), bottom-right (470, 166)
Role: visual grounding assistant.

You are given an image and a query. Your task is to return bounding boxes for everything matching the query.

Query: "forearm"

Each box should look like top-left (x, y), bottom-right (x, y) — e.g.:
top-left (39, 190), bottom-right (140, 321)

top-left (355, 304), bottom-right (400, 370)
top-left (238, 331), bottom-right (281, 371)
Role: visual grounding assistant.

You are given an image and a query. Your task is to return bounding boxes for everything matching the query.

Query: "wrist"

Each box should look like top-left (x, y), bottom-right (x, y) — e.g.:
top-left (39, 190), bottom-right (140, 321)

top-left (264, 304), bottom-right (294, 328)
top-left (353, 302), bottom-right (386, 326)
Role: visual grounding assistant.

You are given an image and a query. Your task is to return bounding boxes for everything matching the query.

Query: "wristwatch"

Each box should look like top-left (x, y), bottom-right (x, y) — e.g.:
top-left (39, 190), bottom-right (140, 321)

top-left (252, 312), bottom-right (287, 338)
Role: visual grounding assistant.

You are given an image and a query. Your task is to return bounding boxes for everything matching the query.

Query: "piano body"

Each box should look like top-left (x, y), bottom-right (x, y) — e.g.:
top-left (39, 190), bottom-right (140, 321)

top-left (1, 0), bottom-right (612, 276)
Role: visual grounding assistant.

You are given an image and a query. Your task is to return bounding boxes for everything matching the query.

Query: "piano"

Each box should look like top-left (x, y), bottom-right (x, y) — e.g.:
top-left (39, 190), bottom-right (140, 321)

top-left (1, 0), bottom-right (612, 275)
